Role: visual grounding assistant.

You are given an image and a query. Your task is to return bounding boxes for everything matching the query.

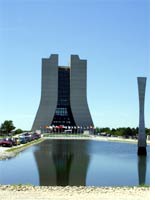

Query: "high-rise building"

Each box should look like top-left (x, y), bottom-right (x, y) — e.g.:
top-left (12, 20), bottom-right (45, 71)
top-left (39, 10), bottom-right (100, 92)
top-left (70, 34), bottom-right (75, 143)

top-left (32, 54), bottom-right (94, 131)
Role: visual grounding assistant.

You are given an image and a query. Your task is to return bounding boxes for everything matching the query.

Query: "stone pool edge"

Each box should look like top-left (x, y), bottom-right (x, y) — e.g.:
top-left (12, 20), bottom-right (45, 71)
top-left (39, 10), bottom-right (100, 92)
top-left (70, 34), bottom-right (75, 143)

top-left (0, 138), bottom-right (44, 160)
top-left (0, 136), bottom-right (150, 160)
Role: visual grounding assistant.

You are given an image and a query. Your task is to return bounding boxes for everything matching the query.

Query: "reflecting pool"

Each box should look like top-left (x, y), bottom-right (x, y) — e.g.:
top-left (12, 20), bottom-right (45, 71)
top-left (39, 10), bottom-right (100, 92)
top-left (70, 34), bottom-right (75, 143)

top-left (0, 139), bottom-right (150, 186)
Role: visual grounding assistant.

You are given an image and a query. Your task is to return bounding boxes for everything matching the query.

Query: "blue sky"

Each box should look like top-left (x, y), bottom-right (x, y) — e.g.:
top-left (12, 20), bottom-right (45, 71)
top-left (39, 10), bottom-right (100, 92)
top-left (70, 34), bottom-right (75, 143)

top-left (0, 0), bottom-right (150, 130)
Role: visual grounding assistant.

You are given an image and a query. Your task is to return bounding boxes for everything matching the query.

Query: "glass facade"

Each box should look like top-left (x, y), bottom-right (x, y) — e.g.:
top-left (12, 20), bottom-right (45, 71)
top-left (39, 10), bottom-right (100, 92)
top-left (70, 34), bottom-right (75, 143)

top-left (51, 67), bottom-right (76, 126)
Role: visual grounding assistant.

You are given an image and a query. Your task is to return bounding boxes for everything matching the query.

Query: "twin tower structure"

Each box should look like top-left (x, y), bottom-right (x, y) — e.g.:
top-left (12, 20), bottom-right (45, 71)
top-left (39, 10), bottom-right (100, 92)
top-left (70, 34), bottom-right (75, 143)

top-left (32, 54), bottom-right (94, 131)
top-left (32, 54), bottom-right (147, 155)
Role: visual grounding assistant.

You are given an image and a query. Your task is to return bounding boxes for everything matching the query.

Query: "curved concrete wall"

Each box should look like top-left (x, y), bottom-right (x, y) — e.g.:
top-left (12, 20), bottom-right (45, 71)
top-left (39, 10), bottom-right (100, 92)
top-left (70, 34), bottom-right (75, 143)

top-left (32, 55), bottom-right (58, 130)
top-left (70, 55), bottom-right (94, 127)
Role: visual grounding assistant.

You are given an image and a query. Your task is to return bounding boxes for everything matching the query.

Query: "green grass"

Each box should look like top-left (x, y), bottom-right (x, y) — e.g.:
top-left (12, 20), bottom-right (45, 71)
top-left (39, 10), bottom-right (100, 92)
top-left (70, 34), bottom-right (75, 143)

top-left (138, 184), bottom-right (149, 187)
top-left (12, 183), bottom-right (33, 187)
top-left (6, 138), bottom-right (44, 153)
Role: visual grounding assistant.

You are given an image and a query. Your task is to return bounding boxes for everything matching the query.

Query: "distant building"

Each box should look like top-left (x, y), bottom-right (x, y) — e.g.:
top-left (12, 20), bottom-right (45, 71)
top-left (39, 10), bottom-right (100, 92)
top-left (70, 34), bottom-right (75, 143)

top-left (32, 54), bottom-right (94, 131)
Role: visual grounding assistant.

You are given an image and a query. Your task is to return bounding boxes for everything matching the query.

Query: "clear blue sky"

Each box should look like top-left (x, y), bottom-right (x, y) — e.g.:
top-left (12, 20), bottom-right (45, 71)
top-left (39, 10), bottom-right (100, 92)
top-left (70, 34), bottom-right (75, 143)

top-left (0, 0), bottom-right (150, 130)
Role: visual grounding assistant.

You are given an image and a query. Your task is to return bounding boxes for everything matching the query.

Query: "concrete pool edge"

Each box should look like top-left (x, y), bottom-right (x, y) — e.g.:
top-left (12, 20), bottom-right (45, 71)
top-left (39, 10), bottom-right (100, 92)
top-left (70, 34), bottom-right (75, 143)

top-left (0, 138), bottom-right (44, 160)
top-left (0, 136), bottom-right (150, 160)
top-left (43, 135), bottom-right (150, 144)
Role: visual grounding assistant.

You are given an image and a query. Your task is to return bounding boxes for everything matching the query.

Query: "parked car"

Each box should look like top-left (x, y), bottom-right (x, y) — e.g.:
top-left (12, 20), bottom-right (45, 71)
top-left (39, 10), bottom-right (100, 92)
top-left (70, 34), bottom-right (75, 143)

top-left (31, 133), bottom-right (41, 140)
top-left (11, 137), bottom-right (21, 145)
top-left (19, 136), bottom-right (27, 144)
top-left (0, 138), bottom-right (13, 147)
top-left (22, 133), bottom-right (32, 142)
top-left (30, 134), bottom-right (36, 141)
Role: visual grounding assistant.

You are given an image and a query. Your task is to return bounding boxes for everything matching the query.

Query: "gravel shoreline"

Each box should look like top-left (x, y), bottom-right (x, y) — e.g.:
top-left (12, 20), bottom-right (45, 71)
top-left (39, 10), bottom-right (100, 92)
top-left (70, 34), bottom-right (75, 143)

top-left (0, 185), bottom-right (150, 200)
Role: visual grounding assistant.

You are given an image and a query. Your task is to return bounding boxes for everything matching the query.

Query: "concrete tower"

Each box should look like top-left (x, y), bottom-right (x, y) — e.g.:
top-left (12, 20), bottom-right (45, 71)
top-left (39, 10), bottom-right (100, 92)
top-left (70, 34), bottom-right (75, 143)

top-left (32, 54), bottom-right (94, 131)
top-left (137, 77), bottom-right (147, 155)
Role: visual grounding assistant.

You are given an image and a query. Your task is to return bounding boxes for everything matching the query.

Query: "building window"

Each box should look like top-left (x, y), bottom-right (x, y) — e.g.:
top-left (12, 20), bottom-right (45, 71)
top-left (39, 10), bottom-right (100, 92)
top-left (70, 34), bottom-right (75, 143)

top-left (51, 67), bottom-right (76, 126)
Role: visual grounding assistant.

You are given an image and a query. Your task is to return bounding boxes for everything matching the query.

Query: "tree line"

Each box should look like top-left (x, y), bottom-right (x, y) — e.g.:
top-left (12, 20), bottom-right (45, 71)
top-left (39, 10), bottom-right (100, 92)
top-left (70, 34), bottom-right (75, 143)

top-left (0, 120), bottom-right (150, 138)
top-left (0, 120), bottom-right (23, 136)
top-left (95, 127), bottom-right (150, 138)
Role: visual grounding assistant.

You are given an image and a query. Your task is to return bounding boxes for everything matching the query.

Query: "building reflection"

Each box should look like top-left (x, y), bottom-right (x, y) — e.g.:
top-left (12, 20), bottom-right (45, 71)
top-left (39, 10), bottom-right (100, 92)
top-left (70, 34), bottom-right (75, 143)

top-left (138, 155), bottom-right (147, 185)
top-left (33, 139), bottom-right (90, 186)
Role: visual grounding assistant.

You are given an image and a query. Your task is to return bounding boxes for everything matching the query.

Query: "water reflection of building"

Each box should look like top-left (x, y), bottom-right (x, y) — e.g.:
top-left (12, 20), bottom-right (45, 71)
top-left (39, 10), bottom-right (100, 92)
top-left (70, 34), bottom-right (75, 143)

top-left (138, 155), bottom-right (147, 185)
top-left (34, 140), bottom-right (90, 186)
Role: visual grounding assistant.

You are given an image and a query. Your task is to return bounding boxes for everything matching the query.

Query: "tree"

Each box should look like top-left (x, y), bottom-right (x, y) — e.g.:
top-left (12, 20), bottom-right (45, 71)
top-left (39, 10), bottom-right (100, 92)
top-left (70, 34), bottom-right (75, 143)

top-left (13, 129), bottom-right (23, 135)
top-left (123, 127), bottom-right (133, 138)
top-left (95, 127), bottom-right (100, 134)
top-left (131, 128), bottom-right (137, 136)
top-left (100, 127), bottom-right (110, 133)
top-left (114, 128), bottom-right (126, 137)
top-left (145, 128), bottom-right (150, 136)
top-left (0, 120), bottom-right (15, 135)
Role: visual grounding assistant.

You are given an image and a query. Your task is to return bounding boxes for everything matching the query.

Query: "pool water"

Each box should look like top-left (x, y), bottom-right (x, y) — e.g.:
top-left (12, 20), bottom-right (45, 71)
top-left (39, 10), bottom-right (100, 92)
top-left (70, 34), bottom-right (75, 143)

top-left (0, 139), bottom-right (150, 186)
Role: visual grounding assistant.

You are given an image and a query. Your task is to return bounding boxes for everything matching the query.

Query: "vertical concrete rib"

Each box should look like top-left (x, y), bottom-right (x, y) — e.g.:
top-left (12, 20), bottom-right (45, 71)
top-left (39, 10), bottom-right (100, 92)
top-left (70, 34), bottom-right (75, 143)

top-left (70, 55), bottom-right (94, 127)
top-left (137, 77), bottom-right (147, 155)
top-left (32, 55), bottom-right (58, 131)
